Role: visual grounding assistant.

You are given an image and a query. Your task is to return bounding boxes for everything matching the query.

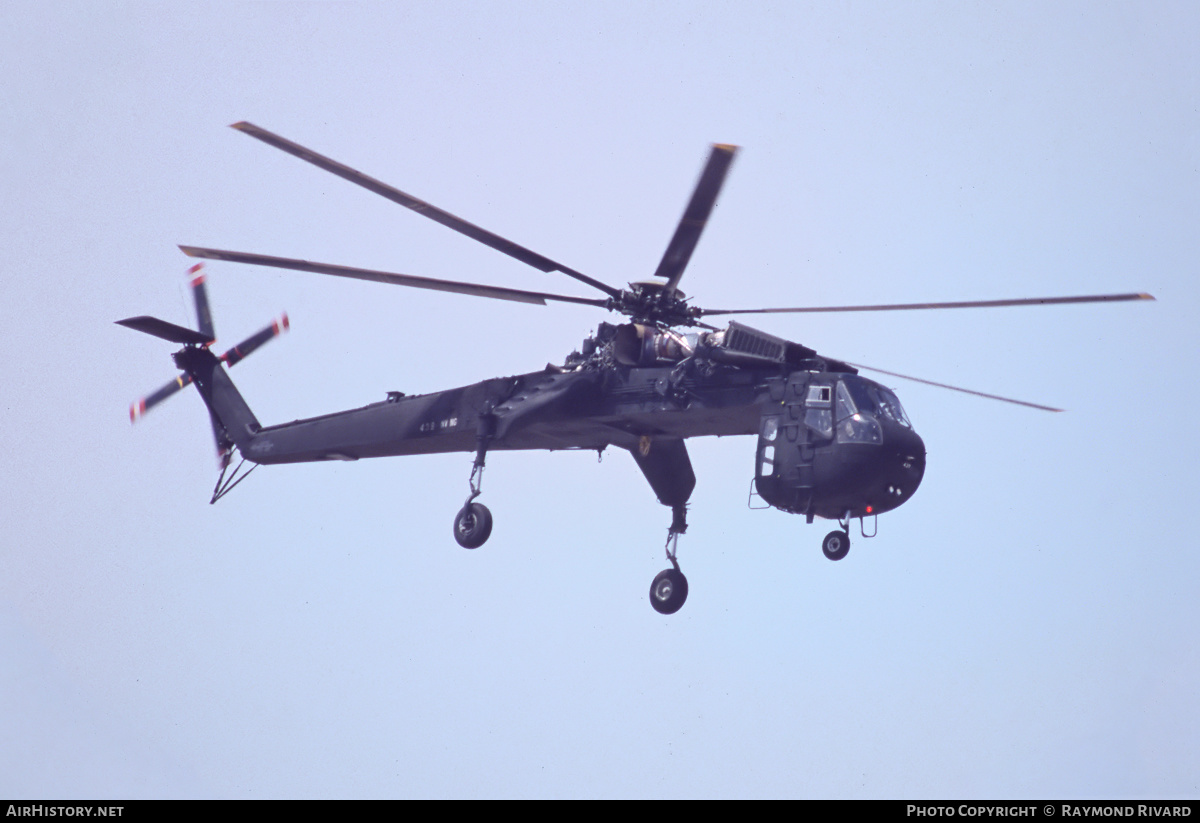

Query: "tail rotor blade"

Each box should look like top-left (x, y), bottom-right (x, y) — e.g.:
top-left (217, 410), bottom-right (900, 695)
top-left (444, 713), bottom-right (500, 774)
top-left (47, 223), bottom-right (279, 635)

top-left (130, 374), bottom-right (193, 422)
top-left (115, 316), bottom-right (214, 346)
top-left (188, 263), bottom-right (216, 342)
top-left (221, 313), bottom-right (289, 367)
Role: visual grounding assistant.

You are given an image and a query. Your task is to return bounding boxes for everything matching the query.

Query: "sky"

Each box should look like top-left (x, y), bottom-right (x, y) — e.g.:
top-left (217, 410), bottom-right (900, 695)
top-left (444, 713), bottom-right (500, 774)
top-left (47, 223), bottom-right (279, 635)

top-left (1, 1), bottom-right (1198, 799)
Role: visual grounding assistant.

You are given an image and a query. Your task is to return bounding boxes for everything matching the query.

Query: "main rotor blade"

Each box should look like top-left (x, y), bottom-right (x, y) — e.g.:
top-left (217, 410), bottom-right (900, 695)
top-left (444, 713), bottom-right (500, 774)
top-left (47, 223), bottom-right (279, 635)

top-left (654, 144), bottom-right (738, 295)
top-left (699, 292), bottom-right (1155, 316)
top-left (179, 246), bottom-right (611, 310)
top-left (846, 361), bottom-right (1064, 412)
top-left (230, 121), bottom-right (623, 299)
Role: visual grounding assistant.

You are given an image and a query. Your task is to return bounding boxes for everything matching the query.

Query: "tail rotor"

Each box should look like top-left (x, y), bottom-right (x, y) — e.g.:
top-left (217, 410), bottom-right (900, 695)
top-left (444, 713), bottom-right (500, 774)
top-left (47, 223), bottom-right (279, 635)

top-left (118, 263), bottom-right (287, 466)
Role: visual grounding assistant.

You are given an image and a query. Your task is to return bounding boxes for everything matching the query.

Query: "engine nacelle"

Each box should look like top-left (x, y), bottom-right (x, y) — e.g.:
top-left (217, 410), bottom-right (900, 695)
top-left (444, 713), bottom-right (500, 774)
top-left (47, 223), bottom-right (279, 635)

top-left (612, 323), bottom-right (697, 366)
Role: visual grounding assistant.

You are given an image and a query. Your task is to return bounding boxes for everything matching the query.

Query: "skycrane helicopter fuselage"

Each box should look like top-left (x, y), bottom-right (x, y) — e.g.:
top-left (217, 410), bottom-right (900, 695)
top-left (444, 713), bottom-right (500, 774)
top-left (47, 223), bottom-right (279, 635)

top-left (174, 315), bottom-right (925, 513)
top-left (119, 122), bottom-right (1152, 615)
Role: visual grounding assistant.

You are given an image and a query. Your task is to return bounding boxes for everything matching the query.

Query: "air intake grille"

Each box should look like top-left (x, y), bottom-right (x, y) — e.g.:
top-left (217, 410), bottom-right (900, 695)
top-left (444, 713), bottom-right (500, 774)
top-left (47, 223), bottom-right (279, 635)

top-left (724, 322), bottom-right (786, 362)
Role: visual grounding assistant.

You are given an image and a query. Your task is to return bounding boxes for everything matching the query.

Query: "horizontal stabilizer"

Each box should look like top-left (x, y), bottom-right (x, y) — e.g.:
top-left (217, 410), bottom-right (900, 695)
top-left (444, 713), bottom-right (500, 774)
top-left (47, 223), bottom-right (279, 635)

top-left (116, 316), bottom-right (214, 346)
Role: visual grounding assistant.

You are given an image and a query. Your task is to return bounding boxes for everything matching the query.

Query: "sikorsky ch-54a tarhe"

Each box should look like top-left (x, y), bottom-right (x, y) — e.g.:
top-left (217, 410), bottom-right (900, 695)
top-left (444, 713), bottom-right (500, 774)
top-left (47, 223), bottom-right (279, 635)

top-left (118, 123), bottom-right (1153, 614)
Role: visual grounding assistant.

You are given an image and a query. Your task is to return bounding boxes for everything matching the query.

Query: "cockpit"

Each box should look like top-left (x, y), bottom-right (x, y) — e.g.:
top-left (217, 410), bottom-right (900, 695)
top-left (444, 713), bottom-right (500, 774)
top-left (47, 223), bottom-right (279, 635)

top-left (801, 374), bottom-right (912, 445)
top-left (754, 370), bottom-right (926, 522)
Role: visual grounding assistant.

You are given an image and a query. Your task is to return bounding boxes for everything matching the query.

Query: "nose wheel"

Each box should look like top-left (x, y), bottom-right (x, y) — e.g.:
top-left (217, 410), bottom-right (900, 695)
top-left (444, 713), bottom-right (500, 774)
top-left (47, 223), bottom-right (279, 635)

top-left (822, 529), bottom-right (850, 561)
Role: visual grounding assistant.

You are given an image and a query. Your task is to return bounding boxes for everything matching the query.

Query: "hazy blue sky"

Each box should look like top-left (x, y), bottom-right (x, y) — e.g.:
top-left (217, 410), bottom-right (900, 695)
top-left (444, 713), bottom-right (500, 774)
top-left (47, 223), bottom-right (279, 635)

top-left (2, 1), bottom-right (1197, 798)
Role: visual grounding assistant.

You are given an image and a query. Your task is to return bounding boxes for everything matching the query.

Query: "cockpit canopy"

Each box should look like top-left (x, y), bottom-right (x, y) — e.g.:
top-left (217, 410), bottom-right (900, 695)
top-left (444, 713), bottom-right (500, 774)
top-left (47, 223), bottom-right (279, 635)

top-left (839, 374), bottom-right (911, 428)
top-left (800, 374), bottom-right (912, 445)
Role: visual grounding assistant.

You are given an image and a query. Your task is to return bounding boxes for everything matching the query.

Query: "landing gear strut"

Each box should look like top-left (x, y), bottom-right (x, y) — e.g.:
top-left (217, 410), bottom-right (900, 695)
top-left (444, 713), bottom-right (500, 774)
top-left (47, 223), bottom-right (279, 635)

top-left (649, 504), bottom-right (689, 615)
top-left (453, 414), bottom-right (495, 549)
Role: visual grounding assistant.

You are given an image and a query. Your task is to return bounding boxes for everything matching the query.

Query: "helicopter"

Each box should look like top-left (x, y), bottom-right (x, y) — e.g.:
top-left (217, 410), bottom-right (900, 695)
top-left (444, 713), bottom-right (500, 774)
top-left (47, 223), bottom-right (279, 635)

top-left (118, 122), bottom-right (1154, 615)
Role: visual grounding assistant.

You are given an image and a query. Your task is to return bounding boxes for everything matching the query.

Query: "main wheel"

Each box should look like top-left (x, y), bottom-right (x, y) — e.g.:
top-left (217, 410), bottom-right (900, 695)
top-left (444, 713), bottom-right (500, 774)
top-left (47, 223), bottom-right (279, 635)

top-left (649, 568), bottom-right (689, 615)
top-left (453, 502), bottom-right (493, 549)
top-left (822, 529), bottom-right (850, 561)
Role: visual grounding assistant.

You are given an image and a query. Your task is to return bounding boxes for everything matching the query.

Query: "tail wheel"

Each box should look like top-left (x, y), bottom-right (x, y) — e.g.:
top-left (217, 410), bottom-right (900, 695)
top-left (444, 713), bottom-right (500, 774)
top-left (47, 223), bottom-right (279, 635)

top-left (453, 502), bottom-right (493, 549)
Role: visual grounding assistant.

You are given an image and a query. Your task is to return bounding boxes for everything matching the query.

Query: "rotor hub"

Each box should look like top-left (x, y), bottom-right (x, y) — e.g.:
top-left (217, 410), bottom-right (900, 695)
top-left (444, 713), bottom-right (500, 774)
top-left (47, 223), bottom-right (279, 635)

top-left (615, 281), bottom-right (702, 328)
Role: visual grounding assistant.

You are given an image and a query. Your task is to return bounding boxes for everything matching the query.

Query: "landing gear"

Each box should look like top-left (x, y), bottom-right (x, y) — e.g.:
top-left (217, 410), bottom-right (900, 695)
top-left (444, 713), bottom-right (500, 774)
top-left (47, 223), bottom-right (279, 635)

top-left (453, 411), bottom-right (496, 549)
top-left (453, 501), bottom-right (492, 549)
top-left (822, 529), bottom-right (850, 561)
top-left (649, 503), bottom-right (690, 615)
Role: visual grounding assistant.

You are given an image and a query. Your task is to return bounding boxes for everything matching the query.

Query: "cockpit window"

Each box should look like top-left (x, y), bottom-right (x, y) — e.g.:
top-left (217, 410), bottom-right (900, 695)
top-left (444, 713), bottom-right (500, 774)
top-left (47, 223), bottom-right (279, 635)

top-left (806, 384), bottom-right (832, 407)
top-left (835, 381), bottom-right (857, 421)
top-left (838, 376), bottom-right (910, 427)
top-left (871, 385), bottom-right (911, 427)
top-left (761, 416), bottom-right (778, 441)
top-left (804, 408), bottom-right (832, 439)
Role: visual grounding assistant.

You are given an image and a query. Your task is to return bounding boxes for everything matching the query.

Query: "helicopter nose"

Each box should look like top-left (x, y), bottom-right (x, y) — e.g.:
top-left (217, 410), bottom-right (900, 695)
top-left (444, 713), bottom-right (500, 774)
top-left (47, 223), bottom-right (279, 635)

top-left (883, 427), bottom-right (926, 506)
